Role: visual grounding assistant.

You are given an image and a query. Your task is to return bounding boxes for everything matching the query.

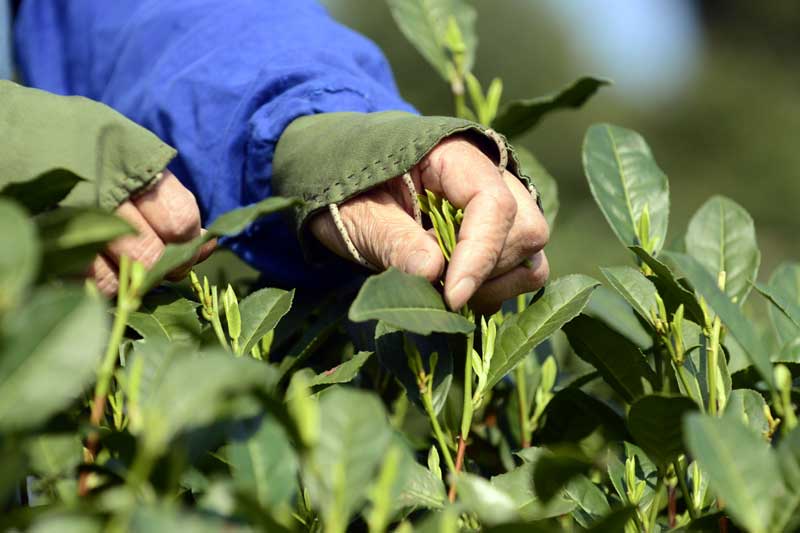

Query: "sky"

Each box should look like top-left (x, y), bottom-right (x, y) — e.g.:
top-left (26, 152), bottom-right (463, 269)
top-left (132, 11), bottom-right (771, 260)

top-left (542, 0), bottom-right (703, 105)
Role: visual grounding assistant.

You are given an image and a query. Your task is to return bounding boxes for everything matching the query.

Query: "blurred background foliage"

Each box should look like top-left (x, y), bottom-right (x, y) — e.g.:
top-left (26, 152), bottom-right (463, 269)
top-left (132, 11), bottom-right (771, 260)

top-left (320, 0), bottom-right (799, 280)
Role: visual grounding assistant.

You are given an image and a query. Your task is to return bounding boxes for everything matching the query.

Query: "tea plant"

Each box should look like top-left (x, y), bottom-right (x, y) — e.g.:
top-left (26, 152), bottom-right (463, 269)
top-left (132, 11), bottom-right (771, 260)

top-left (1, 1), bottom-right (799, 532)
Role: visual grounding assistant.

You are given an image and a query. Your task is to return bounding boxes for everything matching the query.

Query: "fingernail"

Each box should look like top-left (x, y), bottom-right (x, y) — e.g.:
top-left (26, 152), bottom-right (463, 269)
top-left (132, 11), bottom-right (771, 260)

top-left (448, 277), bottom-right (476, 310)
top-left (404, 250), bottom-right (431, 275)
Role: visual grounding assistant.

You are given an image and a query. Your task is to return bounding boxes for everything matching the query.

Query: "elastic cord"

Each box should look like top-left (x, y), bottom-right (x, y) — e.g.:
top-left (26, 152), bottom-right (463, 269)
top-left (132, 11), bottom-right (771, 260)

top-left (329, 129), bottom-right (519, 269)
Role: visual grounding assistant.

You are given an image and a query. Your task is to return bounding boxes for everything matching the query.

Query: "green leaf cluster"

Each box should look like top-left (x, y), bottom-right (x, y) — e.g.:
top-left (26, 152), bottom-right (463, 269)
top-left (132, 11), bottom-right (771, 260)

top-left (2, 3), bottom-right (799, 533)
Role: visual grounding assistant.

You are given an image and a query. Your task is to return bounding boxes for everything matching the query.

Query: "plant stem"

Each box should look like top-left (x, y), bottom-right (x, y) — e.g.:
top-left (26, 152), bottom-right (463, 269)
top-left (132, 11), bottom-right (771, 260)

top-left (515, 365), bottom-right (531, 448)
top-left (460, 315), bottom-right (475, 440)
top-left (447, 437), bottom-right (468, 503)
top-left (450, 307), bottom-right (477, 502)
top-left (647, 475), bottom-right (664, 532)
top-left (707, 271), bottom-right (726, 416)
top-left (210, 287), bottom-right (230, 350)
top-left (421, 392), bottom-right (456, 475)
top-left (127, 447), bottom-right (157, 498)
top-left (668, 485), bottom-right (677, 528)
top-left (707, 315), bottom-right (722, 416)
top-left (80, 257), bottom-right (139, 496)
top-left (515, 294), bottom-right (532, 447)
top-left (454, 90), bottom-right (469, 120)
top-left (674, 458), bottom-right (699, 520)
top-left (654, 342), bottom-right (665, 393)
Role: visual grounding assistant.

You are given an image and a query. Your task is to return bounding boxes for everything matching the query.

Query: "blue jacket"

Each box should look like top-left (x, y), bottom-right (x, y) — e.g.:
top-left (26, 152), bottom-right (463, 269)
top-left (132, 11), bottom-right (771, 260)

top-left (14, 0), bottom-right (416, 288)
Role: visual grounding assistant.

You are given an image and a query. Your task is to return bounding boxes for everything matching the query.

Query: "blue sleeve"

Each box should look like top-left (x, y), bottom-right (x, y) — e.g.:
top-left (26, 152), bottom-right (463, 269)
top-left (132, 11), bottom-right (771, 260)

top-left (13, 0), bottom-right (417, 288)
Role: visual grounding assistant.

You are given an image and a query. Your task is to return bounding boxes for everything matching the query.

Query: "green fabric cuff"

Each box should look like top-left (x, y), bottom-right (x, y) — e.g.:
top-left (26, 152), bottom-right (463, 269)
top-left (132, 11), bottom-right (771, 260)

top-left (273, 111), bottom-right (535, 255)
top-left (0, 81), bottom-right (176, 210)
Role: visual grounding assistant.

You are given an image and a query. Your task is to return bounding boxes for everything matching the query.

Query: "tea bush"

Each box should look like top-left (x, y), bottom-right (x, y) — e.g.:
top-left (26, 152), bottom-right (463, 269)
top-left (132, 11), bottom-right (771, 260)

top-left (2, 1), bottom-right (799, 532)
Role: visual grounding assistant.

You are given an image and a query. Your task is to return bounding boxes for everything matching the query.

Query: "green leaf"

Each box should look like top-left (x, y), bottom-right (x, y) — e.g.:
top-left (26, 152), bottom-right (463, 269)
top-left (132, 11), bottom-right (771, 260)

top-left (227, 413), bottom-right (298, 507)
top-left (207, 196), bottom-right (300, 236)
top-left (144, 197), bottom-right (298, 291)
top-left (583, 124), bottom-right (669, 254)
top-left (514, 146), bottom-right (559, 228)
top-left (0, 199), bottom-right (39, 310)
top-left (303, 387), bottom-right (393, 533)
top-left (491, 458), bottom-right (577, 520)
top-left (0, 286), bottom-right (107, 431)
top-left (627, 394), bottom-right (698, 467)
top-left (349, 268), bottom-right (474, 335)
top-left (481, 521), bottom-right (563, 533)
top-left (563, 314), bottom-right (656, 403)
top-left (532, 448), bottom-right (594, 502)
top-left (630, 246), bottom-right (705, 324)
top-left (536, 388), bottom-right (629, 449)
top-left (0, 168), bottom-right (83, 214)
top-left (665, 252), bottom-right (774, 389)
top-left (130, 506), bottom-right (249, 533)
top-left (37, 207), bottom-right (134, 278)
top-left (684, 412), bottom-right (783, 533)
top-left (286, 371), bottom-right (319, 448)
top-left (0, 437), bottom-right (27, 503)
top-left (600, 266), bottom-right (659, 327)
top-left (676, 318), bottom-right (720, 407)
top-left (394, 459), bottom-right (446, 511)
top-left (310, 351), bottom-right (372, 388)
top-left (27, 434), bottom-right (82, 479)
top-left (685, 196), bottom-right (760, 305)
top-left (129, 292), bottom-right (203, 344)
top-left (487, 274), bottom-right (599, 389)
top-left (774, 428), bottom-right (800, 531)
top-left (375, 322), bottom-right (453, 415)
top-left (457, 472), bottom-right (519, 525)
top-left (723, 388), bottom-right (771, 439)
top-left (762, 262), bottom-right (800, 344)
top-left (607, 442), bottom-right (658, 508)
top-left (130, 343), bottom-right (279, 452)
top-left (584, 286), bottom-right (651, 349)
top-left (585, 506), bottom-right (637, 533)
top-left (386, 0), bottom-right (476, 81)
top-left (413, 507), bottom-right (461, 533)
top-left (238, 288), bottom-right (294, 355)
top-left (28, 514), bottom-right (102, 533)
top-left (493, 77), bottom-right (609, 138)
top-left (564, 475), bottom-right (611, 527)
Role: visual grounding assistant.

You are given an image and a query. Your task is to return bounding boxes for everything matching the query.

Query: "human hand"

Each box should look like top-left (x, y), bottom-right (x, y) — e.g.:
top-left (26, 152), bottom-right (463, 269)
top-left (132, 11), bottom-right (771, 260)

top-left (310, 136), bottom-right (549, 313)
top-left (88, 170), bottom-right (216, 296)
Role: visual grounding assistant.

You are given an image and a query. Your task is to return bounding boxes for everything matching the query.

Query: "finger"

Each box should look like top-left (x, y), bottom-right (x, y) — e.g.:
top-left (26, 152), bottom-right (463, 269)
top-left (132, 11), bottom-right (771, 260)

top-left (310, 187), bottom-right (445, 281)
top-left (132, 170), bottom-right (202, 243)
top-left (196, 232), bottom-right (218, 263)
top-left (87, 255), bottom-right (119, 297)
top-left (469, 252), bottom-right (550, 314)
top-left (488, 172), bottom-right (550, 277)
top-left (415, 137), bottom-right (517, 309)
top-left (107, 202), bottom-right (166, 269)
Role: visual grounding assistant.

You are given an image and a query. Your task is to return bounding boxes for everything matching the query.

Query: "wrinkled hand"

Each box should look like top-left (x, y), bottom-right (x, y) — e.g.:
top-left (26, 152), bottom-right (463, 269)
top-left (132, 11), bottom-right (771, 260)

top-left (88, 170), bottom-right (216, 296)
top-left (311, 137), bottom-right (550, 312)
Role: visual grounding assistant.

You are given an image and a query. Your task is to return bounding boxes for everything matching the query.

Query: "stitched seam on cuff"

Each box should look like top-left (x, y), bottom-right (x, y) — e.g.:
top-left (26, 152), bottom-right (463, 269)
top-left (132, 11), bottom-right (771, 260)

top-left (100, 143), bottom-right (177, 210)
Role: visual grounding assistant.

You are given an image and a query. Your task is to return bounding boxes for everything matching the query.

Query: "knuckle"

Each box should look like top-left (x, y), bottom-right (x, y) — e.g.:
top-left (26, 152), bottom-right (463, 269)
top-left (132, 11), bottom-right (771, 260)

top-left (91, 266), bottom-right (119, 296)
top-left (516, 212), bottom-right (549, 256)
top-left (422, 138), bottom-right (470, 182)
top-left (161, 194), bottom-right (201, 241)
top-left (492, 188), bottom-right (518, 221)
top-left (132, 234), bottom-right (165, 268)
top-left (380, 225), bottom-right (409, 269)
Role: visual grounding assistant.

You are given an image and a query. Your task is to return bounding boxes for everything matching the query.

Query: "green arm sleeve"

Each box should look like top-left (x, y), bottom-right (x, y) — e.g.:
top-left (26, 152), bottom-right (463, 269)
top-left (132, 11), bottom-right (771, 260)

top-left (0, 81), bottom-right (176, 210)
top-left (272, 111), bottom-right (536, 253)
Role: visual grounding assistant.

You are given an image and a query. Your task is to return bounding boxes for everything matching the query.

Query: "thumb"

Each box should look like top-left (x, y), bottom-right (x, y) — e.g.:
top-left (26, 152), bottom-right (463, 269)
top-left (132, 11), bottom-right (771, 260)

top-left (310, 187), bottom-right (445, 281)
